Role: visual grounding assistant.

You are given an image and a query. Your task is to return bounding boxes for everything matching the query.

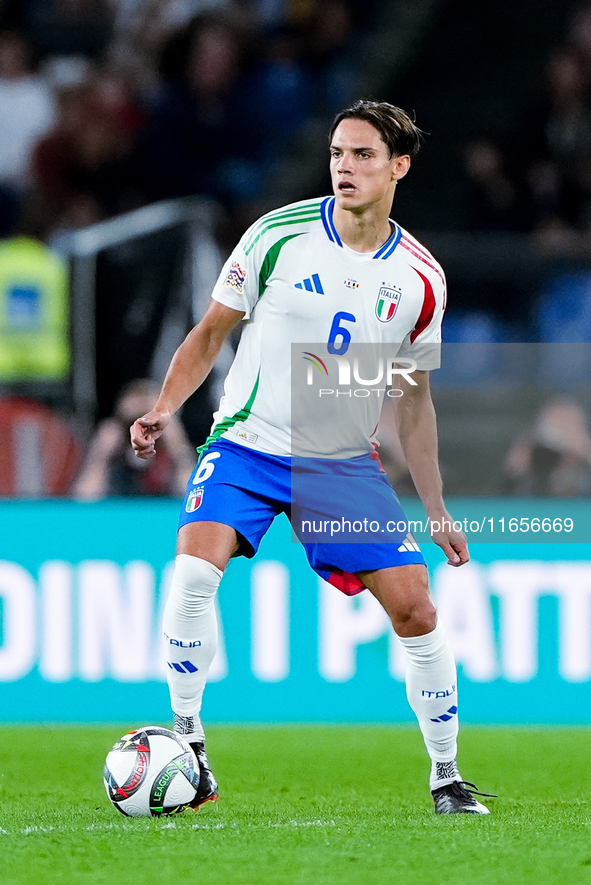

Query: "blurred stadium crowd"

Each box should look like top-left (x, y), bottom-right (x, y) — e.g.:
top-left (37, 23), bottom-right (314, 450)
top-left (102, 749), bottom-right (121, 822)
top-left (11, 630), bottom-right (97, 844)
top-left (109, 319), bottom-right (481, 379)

top-left (0, 0), bottom-right (373, 242)
top-left (2, 0), bottom-right (591, 498)
top-left (464, 4), bottom-right (591, 247)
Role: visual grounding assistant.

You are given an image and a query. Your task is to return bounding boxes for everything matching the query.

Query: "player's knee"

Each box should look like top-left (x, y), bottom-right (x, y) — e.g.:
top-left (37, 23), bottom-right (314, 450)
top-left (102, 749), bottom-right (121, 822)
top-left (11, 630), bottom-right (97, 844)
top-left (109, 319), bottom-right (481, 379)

top-left (393, 597), bottom-right (437, 637)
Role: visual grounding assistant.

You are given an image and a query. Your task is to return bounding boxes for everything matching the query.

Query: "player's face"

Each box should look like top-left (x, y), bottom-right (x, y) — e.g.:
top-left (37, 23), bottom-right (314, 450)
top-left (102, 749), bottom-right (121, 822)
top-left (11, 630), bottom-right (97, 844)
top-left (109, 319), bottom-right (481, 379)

top-left (330, 118), bottom-right (410, 212)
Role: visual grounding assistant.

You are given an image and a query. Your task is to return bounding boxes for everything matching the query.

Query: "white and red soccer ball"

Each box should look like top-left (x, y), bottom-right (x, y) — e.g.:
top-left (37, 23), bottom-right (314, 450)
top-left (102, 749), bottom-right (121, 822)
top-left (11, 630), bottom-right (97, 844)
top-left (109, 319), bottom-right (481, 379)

top-left (103, 726), bottom-right (200, 817)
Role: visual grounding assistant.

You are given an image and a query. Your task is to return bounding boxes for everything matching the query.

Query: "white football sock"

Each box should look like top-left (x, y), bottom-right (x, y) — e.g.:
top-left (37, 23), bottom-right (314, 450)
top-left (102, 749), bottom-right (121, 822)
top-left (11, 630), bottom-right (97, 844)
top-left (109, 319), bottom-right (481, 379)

top-left (162, 554), bottom-right (223, 742)
top-left (397, 619), bottom-right (459, 785)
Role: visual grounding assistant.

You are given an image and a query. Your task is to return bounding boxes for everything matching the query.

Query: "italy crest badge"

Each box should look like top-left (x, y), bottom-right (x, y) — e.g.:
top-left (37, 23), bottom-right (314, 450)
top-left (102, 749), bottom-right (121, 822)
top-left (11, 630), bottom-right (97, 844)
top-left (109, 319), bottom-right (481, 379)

top-left (186, 486), bottom-right (204, 513)
top-left (375, 284), bottom-right (402, 323)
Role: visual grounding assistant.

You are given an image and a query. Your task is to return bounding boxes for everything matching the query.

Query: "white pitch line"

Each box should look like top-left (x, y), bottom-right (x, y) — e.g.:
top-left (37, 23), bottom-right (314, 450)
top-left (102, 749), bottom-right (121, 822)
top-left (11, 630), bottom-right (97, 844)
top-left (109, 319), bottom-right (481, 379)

top-left (0, 818), bottom-right (339, 837)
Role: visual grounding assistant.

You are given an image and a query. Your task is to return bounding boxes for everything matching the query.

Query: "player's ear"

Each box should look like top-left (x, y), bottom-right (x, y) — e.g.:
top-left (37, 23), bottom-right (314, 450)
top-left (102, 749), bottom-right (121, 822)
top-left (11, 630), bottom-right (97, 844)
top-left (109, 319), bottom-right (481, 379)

top-left (391, 155), bottom-right (411, 181)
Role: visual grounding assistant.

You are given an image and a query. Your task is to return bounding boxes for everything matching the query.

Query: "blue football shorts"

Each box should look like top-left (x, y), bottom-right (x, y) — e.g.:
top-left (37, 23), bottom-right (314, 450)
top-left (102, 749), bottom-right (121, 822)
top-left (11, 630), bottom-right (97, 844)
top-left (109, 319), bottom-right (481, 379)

top-left (179, 438), bottom-right (426, 596)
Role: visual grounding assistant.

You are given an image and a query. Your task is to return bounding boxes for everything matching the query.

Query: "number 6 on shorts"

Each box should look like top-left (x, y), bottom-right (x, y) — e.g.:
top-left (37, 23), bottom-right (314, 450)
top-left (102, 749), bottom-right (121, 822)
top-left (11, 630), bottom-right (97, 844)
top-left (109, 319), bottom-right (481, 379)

top-left (192, 451), bottom-right (221, 484)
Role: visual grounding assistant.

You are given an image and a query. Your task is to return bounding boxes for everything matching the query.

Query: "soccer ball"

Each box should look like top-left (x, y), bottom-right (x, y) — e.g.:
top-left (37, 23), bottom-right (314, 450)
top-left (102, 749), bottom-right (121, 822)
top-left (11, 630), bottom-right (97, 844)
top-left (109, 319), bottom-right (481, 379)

top-left (103, 726), bottom-right (200, 817)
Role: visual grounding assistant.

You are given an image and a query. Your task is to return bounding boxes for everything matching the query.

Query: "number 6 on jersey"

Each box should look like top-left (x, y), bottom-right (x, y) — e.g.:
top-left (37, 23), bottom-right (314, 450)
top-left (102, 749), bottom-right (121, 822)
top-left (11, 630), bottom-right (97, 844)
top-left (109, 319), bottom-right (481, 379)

top-left (327, 311), bottom-right (356, 355)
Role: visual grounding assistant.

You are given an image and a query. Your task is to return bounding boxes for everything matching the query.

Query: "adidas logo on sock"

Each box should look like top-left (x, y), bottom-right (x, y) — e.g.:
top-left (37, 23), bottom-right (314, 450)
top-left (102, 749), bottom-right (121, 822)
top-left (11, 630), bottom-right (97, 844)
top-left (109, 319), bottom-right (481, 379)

top-left (397, 532), bottom-right (420, 553)
top-left (295, 273), bottom-right (324, 294)
top-left (430, 704), bottom-right (458, 723)
top-left (168, 660), bottom-right (199, 673)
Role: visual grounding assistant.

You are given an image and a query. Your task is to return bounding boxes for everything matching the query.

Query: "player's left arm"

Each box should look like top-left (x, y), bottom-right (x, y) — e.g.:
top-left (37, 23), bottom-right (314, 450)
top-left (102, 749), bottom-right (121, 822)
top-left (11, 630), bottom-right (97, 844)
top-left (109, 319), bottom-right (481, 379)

top-left (392, 369), bottom-right (469, 567)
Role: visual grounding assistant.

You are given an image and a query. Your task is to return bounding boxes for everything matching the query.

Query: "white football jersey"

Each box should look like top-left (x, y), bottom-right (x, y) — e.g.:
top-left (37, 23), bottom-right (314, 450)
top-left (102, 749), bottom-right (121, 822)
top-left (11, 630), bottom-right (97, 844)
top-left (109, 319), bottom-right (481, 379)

top-left (206, 196), bottom-right (446, 457)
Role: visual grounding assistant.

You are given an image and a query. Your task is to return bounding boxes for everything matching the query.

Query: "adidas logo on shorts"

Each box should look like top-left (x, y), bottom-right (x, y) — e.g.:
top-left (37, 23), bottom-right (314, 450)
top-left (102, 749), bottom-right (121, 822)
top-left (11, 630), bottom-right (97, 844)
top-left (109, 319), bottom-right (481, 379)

top-left (397, 532), bottom-right (420, 553)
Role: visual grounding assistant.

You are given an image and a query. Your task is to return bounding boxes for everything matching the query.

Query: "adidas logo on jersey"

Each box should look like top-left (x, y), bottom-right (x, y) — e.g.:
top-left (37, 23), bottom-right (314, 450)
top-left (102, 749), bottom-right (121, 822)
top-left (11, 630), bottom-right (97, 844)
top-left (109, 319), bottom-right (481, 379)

top-left (397, 533), bottom-right (421, 553)
top-left (295, 273), bottom-right (324, 294)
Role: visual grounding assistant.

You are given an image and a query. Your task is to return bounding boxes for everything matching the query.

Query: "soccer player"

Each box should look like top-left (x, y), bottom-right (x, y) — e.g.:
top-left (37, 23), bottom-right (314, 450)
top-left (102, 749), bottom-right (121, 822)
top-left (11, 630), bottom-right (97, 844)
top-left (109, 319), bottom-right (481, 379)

top-left (130, 99), bottom-right (491, 814)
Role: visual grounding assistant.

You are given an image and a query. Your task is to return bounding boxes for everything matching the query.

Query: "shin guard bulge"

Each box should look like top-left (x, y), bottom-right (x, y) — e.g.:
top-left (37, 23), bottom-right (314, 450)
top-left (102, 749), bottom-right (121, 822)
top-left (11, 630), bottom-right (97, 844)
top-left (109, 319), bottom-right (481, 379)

top-left (162, 554), bottom-right (223, 741)
top-left (398, 619), bottom-right (458, 764)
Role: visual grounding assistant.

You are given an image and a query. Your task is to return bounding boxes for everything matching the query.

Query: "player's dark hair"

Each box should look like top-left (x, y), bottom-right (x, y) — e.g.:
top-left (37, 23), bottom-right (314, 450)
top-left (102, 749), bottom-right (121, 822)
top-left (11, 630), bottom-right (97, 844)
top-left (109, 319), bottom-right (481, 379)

top-left (329, 99), bottom-right (423, 159)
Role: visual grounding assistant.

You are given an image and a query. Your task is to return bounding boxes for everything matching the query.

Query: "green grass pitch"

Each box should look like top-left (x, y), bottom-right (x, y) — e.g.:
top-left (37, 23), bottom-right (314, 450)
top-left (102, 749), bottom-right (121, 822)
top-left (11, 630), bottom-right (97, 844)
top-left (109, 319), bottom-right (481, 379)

top-left (1, 725), bottom-right (590, 885)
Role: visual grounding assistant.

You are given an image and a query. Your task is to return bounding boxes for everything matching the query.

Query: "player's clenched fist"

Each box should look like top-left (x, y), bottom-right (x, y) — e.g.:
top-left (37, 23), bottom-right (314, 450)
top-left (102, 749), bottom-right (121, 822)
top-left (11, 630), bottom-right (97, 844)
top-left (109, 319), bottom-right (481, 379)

top-left (130, 410), bottom-right (171, 459)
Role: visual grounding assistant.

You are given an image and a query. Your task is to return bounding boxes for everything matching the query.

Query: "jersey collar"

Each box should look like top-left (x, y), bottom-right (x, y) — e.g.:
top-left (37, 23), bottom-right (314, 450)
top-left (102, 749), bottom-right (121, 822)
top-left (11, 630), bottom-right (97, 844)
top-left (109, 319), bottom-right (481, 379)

top-left (320, 196), bottom-right (402, 258)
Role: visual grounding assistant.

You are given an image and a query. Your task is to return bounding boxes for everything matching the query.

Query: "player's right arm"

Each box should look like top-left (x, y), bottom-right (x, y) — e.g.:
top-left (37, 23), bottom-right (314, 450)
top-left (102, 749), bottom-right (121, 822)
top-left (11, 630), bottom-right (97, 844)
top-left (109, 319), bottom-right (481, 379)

top-left (130, 299), bottom-right (244, 459)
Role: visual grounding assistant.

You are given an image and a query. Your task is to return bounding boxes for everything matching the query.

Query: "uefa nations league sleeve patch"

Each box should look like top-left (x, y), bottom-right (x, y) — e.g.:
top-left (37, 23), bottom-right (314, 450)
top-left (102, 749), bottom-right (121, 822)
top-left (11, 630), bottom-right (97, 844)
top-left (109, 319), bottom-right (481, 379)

top-left (225, 262), bottom-right (247, 293)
